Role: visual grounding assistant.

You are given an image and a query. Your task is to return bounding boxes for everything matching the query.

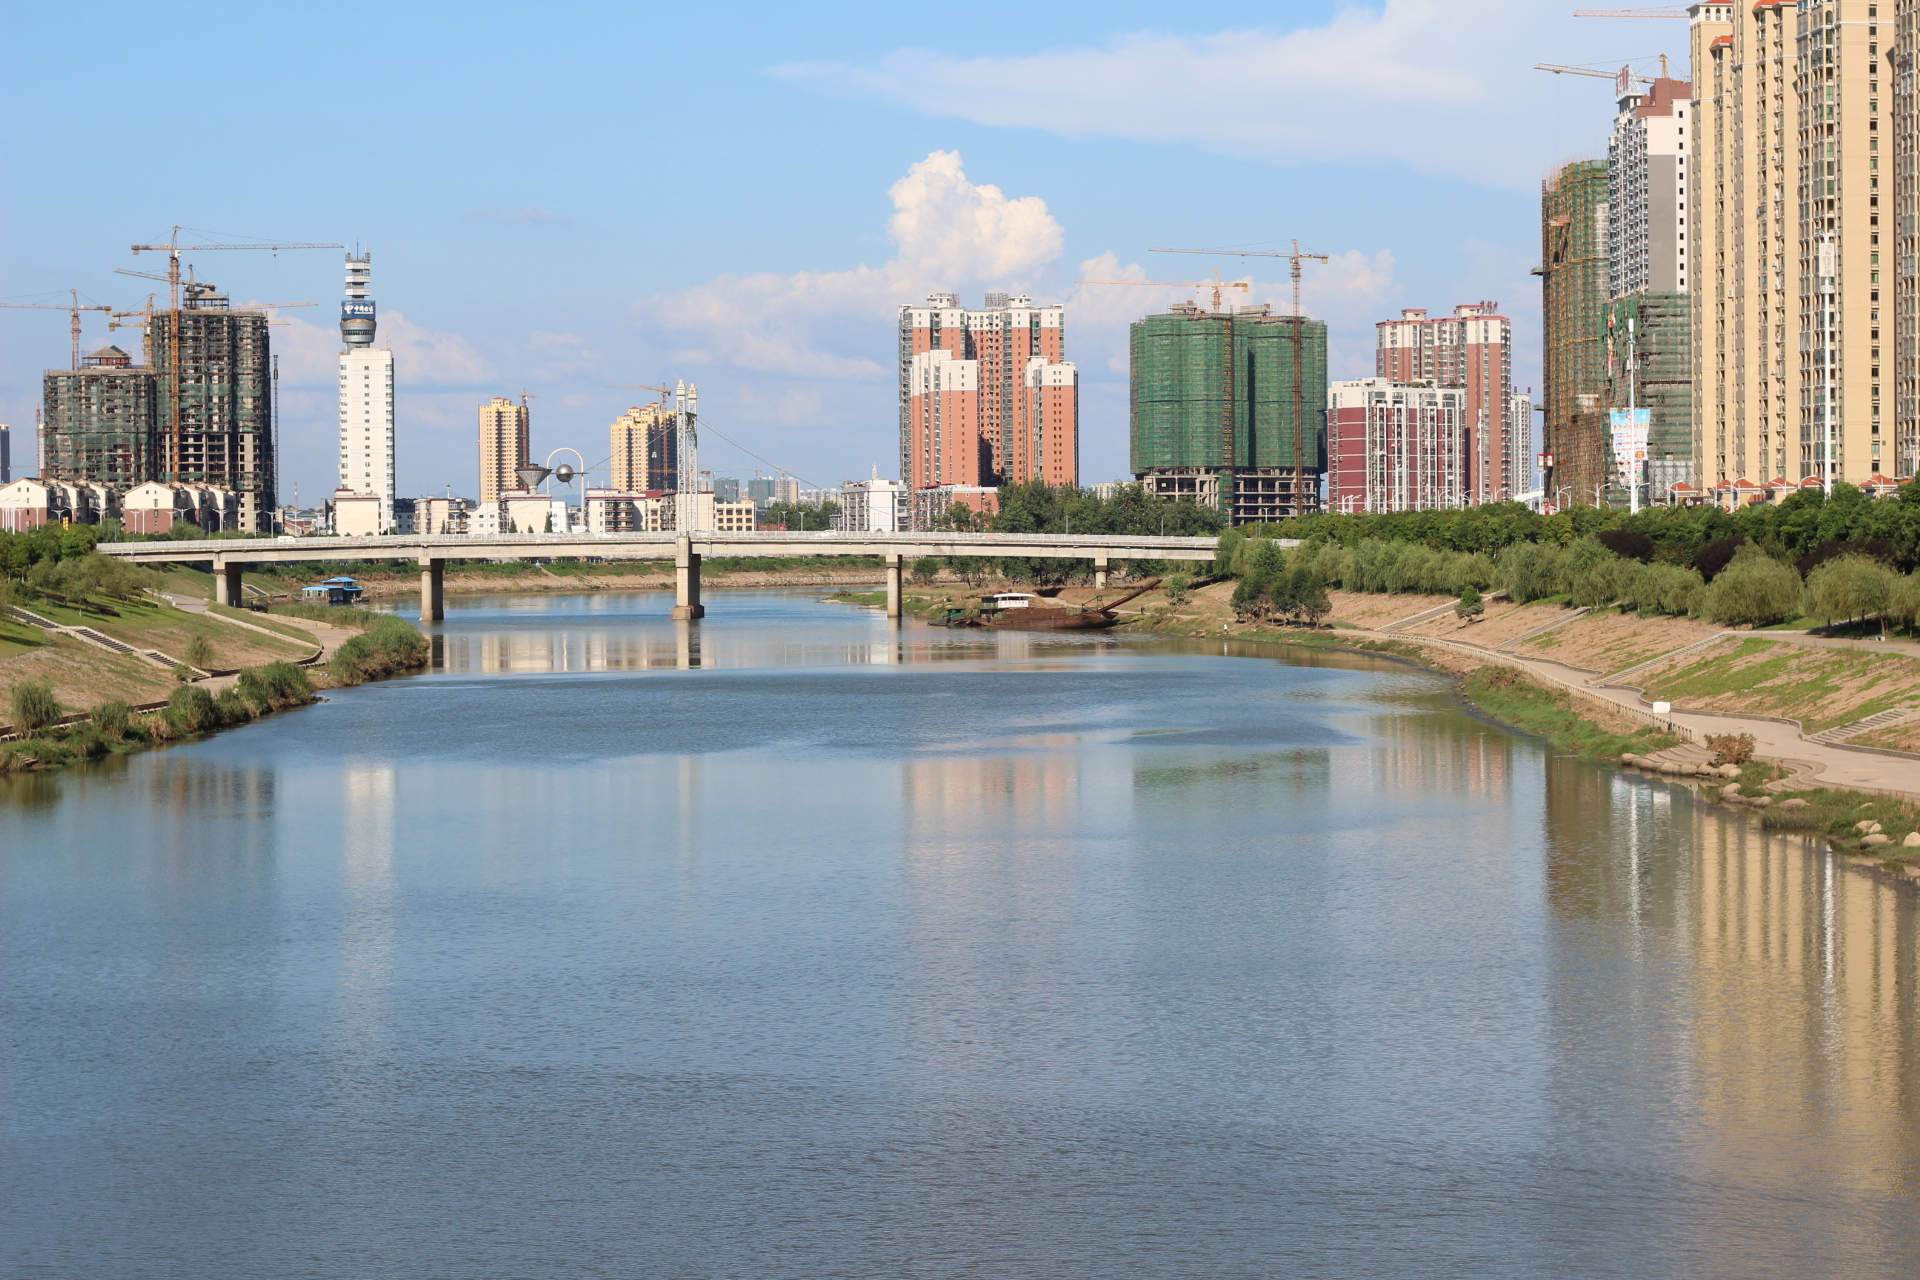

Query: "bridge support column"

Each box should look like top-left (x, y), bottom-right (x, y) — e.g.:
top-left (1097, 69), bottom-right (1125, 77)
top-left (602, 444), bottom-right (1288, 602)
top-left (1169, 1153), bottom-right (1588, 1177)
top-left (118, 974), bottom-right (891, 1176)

top-left (672, 536), bottom-right (705, 620)
top-left (419, 557), bottom-right (444, 622)
top-left (886, 553), bottom-right (903, 619)
top-left (1093, 555), bottom-right (1109, 590)
top-left (216, 557), bottom-right (245, 608)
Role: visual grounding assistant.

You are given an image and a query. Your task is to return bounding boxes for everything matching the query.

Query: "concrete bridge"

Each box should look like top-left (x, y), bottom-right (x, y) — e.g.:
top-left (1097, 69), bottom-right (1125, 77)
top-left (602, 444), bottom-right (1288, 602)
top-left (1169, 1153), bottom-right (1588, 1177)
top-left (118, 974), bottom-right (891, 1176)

top-left (96, 530), bottom-right (1221, 621)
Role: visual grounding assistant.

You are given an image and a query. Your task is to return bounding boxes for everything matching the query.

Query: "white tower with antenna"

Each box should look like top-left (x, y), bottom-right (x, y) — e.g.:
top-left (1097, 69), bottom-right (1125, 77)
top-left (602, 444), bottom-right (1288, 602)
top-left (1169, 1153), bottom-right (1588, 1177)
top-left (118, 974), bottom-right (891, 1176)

top-left (337, 252), bottom-right (396, 530)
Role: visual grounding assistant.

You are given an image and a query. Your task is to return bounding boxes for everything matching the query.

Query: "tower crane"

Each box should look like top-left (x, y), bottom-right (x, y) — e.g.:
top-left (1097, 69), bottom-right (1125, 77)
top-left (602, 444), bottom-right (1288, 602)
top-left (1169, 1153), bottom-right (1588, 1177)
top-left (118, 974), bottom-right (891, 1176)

top-left (127, 226), bottom-right (342, 481)
top-left (1572, 9), bottom-right (1687, 18)
top-left (1534, 62), bottom-right (1654, 83)
top-left (0, 291), bottom-right (113, 369)
top-left (1072, 271), bottom-right (1250, 313)
top-left (1149, 242), bottom-right (1332, 514)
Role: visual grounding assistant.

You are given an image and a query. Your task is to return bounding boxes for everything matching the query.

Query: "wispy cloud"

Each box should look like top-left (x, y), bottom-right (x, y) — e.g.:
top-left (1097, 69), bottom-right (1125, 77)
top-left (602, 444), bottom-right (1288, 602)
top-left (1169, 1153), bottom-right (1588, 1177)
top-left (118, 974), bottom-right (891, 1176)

top-left (773, 1), bottom-right (1609, 190)
top-left (462, 205), bottom-right (566, 224)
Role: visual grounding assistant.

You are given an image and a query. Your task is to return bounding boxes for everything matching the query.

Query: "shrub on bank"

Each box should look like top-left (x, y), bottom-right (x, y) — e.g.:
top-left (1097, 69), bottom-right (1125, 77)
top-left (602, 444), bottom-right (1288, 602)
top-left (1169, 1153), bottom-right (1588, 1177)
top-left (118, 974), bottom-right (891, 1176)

top-left (235, 661), bottom-right (315, 712)
top-left (9, 680), bottom-right (61, 737)
top-left (165, 685), bottom-right (217, 735)
top-left (90, 700), bottom-right (132, 742)
top-left (328, 615), bottom-right (429, 686)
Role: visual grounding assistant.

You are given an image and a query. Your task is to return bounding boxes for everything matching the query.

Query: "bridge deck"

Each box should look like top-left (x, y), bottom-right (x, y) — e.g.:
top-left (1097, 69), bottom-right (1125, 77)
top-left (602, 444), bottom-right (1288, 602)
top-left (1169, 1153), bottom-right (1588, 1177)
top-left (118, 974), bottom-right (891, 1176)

top-left (95, 531), bottom-right (1222, 566)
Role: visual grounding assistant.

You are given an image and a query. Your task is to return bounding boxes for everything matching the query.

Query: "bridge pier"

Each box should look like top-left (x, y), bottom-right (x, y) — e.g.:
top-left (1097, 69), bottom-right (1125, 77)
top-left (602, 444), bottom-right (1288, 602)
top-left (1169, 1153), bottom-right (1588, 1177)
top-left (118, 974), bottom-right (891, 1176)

top-left (419, 557), bottom-right (444, 622)
top-left (1093, 555), bottom-right (1109, 590)
top-left (886, 553), bottom-right (903, 620)
top-left (672, 536), bottom-right (704, 620)
top-left (215, 557), bottom-right (245, 608)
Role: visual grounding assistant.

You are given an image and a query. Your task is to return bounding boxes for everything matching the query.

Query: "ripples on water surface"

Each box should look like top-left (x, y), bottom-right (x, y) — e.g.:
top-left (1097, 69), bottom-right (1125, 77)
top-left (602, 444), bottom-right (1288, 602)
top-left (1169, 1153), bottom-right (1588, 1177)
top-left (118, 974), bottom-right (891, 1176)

top-left (4, 589), bottom-right (1917, 1279)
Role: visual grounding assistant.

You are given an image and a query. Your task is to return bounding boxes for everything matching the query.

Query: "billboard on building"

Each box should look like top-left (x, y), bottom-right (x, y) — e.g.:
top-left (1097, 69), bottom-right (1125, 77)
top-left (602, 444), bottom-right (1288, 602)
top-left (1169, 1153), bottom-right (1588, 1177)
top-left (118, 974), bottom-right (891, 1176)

top-left (1609, 409), bottom-right (1650, 488)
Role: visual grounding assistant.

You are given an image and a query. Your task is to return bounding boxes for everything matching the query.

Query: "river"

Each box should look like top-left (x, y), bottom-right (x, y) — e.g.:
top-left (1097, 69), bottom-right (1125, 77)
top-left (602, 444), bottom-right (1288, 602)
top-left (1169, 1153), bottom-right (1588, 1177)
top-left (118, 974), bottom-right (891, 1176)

top-left (4, 588), bottom-right (1917, 1279)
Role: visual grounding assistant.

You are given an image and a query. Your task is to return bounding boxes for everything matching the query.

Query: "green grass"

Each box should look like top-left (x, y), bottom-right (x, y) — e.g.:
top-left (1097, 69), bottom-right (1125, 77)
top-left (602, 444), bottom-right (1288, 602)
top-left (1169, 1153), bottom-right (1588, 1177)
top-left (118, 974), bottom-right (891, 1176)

top-left (268, 602), bottom-right (385, 629)
top-left (1460, 666), bottom-right (1683, 758)
top-left (1638, 636), bottom-right (1920, 733)
top-left (0, 614), bottom-right (49, 662)
top-left (207, 602), bottom-right (321, 643)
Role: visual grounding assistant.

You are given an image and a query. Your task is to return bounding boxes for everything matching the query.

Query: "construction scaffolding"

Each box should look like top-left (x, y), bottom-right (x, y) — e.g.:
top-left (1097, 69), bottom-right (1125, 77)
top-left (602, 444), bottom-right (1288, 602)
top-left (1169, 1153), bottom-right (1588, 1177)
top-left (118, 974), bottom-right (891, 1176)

top-left (1130, 302), bottom-right (1328, 523)
top-left (146, 283), bottom-right (275, 529)
top-left (40, 346), bottom-right (162, 489)
top-left (1541, 159), bottom-right (1613, 505)
top-left (1604, 291), bottom-right (1692, 493)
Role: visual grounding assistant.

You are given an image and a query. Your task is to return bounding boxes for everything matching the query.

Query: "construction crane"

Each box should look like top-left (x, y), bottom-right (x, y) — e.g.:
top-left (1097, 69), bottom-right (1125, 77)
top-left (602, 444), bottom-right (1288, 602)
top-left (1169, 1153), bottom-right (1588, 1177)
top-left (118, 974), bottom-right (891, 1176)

top-left (1572, 9), bottom-right (1688, 17)
top-left (1073, 271), bottom-right (1250, 313)
top-left (128, 226), bottom-right (342, 483)
top-left (1535, 62), bottom-right (1655, 83)
top-left (0, 291), bottom-right (114, 369)
top-left (1149, 242), bottom-right (1332, 516)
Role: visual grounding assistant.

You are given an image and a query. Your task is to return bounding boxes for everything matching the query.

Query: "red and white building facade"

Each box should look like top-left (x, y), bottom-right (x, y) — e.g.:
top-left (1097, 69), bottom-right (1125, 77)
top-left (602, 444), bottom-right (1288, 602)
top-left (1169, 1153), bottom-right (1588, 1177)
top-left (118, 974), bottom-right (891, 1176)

top-left (1328, 379), bottom-right (1468, 514)
top-left (899, 293), bottom-right (1078, 492)
top-left (1374, 302), bottom-right (1519, 503)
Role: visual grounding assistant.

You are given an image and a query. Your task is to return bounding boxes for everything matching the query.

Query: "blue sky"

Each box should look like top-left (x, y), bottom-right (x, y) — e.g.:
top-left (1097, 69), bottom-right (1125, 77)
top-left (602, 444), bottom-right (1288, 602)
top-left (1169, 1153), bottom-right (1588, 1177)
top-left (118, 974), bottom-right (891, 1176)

top-left (1, 1), bottom-right (1682, 503)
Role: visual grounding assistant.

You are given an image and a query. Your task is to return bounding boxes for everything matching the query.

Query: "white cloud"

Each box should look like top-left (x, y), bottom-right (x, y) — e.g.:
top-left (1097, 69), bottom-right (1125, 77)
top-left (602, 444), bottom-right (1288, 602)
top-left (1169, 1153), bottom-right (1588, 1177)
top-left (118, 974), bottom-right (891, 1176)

top-left (641, 150), bottom-right (1064, 379)
top-left (265, 309), bottom-right (494, 386)
top-left (773, 1), bottom-right (1625, 189)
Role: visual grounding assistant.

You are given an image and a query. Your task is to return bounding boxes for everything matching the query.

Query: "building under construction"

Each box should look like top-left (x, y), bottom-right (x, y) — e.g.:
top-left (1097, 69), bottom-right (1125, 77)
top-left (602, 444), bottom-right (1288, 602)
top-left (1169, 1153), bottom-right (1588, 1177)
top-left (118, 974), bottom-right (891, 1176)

top-left (1603, 291), bottom-right (1692, 496)
top-left (40, 281), bottom-right (276, 531)
top-left (40, 345), bottom-right (163, 489)
top-left (1129, 301), bottom-right (1328, 523)
top-left (1540, 159), bottom-right (1613, 505)
top-left (149, 282), bottom-right (274, 530)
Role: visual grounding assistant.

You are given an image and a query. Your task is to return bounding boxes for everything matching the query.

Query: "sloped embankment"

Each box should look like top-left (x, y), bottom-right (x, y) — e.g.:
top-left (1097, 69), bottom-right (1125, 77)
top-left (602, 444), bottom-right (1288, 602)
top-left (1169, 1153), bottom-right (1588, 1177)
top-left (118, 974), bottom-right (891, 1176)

top-left (1632, 636), bottom-right (1920, 735)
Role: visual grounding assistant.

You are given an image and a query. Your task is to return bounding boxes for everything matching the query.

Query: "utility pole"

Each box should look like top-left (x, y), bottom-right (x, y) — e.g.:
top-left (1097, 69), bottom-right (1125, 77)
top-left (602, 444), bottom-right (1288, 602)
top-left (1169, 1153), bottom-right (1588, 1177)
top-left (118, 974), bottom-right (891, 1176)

top-left (1820, 235), bottom-right (1835, 496)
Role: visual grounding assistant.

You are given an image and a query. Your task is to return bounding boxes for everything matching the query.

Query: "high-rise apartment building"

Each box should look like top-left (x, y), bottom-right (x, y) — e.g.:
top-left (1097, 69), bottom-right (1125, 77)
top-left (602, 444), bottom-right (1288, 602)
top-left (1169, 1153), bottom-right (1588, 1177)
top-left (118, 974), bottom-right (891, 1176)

top-left (1328, 379), bottom-right (1468, 513)
top-left (609, 403), bottom-right (677, 493)
top-left (1510, 392), bottom-right (1537, 495)
top-left (1691, 1), bottom-right (1886, 491)
top-left (146, 280), bottom-right (275, 531)
top-left (1129, 302), bottom-right (1327, 523)
top-left (898, 292), bottom-right (1078, 489)
top-left (1610, 75), bottom-right (1695, 296)
top-left (1541, 159), bottom-right (1615, 505)
top-left (478, 396), bottom-right (529, 503)
top-left (337, 254), bottom-right (396, 529)
top-left (1375, 303), bottom-right (1519, 501)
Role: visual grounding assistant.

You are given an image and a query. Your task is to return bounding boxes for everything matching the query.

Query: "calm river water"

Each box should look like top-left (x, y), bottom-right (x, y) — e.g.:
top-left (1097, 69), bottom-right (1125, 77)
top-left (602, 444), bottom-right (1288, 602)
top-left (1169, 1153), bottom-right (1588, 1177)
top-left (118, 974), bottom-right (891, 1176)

top-left (4, 589), bottom-right (1918, 1279)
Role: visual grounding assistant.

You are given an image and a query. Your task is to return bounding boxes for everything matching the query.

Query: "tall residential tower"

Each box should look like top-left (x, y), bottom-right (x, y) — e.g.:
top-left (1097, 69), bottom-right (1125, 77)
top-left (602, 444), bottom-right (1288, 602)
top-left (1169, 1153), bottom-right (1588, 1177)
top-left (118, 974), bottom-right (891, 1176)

top-left (1375, 303), bottom-right (1520, 502)
top-left (1690, 0), bottom-right (1884, 490)
top-left (898, 293), bottom-right (1079, 490)
top-left (478, 397), bottom-right (529, 502)
top-left (337, 254), bottom-right (396, 528)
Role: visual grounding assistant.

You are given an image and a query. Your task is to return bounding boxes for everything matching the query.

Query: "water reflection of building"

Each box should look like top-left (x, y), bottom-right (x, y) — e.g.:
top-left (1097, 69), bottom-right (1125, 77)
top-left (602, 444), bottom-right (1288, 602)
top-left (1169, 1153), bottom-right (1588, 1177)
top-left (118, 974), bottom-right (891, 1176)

top-left (898, 750), bottom-right (1090, 1098)
top-left (335, 764), bottom-right (397, 1049)
top-left (1367, 707), bottom-right (1513, 801)
top-left (1542, 763), bottom-right (1920, 1254)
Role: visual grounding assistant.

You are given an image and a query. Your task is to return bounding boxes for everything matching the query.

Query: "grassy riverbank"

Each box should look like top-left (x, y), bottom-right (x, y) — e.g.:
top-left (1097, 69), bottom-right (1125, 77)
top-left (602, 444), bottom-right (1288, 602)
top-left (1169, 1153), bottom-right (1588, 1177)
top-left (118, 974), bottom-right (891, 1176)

top-left (1, 662), bottom-right (320, 773)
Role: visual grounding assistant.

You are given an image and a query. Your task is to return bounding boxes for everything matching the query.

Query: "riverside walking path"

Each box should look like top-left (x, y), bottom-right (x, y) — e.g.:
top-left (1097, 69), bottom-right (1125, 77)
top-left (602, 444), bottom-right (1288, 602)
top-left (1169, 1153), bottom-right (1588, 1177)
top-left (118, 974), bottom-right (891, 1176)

top-left (1336, 621), bottom-right (1920, 800)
